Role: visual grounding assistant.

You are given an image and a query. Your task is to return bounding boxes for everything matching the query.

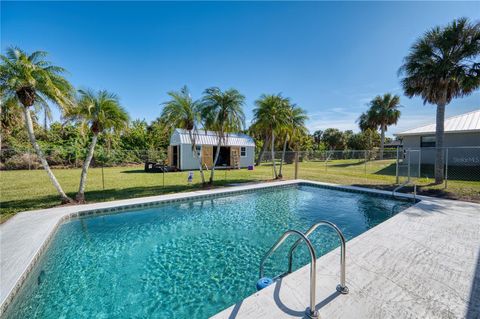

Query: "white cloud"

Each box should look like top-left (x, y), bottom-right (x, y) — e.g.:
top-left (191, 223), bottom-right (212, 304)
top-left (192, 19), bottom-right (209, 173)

top-left (307, 108), bottom-right (362, 132)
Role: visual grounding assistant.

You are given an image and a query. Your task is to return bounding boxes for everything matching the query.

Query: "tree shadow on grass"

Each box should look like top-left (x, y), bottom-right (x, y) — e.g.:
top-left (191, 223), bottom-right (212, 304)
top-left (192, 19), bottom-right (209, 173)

top-left (371, 163), bottom-right (397, 176)
top-left (328, 160), bottom-right (367, 168)
top-left (350, 183), bottom-right (476, 202)
top-left (0, 178), bottom-right (259, 221)
top-left (120, 169), bottom-right (147, 174)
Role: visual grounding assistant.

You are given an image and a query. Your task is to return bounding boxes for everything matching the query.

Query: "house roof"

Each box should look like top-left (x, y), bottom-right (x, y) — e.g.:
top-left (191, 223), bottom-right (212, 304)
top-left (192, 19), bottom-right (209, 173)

top-left (171, 129), bottom-right (255, 147)
top-left (395, 109), bottom-right (480, 136)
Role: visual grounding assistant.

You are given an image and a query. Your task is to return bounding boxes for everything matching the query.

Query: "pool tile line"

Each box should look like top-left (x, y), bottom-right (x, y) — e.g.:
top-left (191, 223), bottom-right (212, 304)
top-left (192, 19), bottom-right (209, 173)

top-left (73, 181), bottom-right (415, 220)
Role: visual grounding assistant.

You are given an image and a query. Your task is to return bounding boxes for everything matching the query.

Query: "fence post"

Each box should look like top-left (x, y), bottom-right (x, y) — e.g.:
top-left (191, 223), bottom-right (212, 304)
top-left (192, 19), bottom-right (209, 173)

top-left (407, 149), bottom-right (411, 183)
top-left (364, 150), bottom-right (367, 176)
top-left (444, 148), bottom-right (449, 189)
top-left (325, 151), bottom-right (328, 172)
top-left (395, 147), bottom-right (399, 184)
top-left (101, 163), bottom-right (105, 190)
top-left (272, 155), bottom-right (274, 179)
top-left (101, 149), bottom-right (105, 190)
top-left (294, 151), bottom-right (299, 179)
top-left (418, 148), bottom-right (422, 179)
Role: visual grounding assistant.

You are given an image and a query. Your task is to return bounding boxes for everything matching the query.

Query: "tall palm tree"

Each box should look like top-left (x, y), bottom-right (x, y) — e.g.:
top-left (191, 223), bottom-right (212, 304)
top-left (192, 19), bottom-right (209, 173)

top-left (278, 104), bottom-right (308, 178)
top-left (201, 87), bottom-right (245, 184)
top-left (160, 86), bottom-right (206, 184)
top-left (0, 47), bottom-right (74, 203)
top-left (66, 89), bottom-right (129, 202)
top-left (358, 94), bottom-right (401, 160)
top-left (252, 94), bottom-right (290, 179)
top-left (399, 18), bottom-right (480, 183)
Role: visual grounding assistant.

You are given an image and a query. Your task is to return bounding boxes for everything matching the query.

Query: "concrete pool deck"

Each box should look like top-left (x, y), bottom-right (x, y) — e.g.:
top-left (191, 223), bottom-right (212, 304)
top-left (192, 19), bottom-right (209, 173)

top-left (1, 180), bottom-right (479, 318)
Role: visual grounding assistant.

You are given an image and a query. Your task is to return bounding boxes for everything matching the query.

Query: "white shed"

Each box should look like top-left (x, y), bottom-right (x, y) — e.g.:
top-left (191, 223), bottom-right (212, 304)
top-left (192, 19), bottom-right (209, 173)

top-left (168, 129), bottom-right (255, 171)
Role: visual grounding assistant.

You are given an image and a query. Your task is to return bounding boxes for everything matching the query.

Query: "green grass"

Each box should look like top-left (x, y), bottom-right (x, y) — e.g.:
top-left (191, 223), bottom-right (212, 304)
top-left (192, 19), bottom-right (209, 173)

top-left (1, 159), bottom-right (479, 223)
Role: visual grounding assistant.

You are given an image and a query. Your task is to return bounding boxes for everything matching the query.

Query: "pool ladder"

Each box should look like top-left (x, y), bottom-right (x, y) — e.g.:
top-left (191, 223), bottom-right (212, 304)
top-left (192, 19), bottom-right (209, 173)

top-left (258, 221), bottom-right (349, 319)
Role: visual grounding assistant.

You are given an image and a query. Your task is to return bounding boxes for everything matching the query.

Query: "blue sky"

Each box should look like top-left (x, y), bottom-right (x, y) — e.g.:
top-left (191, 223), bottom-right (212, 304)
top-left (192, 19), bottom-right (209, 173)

top-left (2, 1), bottom-right (479, 136)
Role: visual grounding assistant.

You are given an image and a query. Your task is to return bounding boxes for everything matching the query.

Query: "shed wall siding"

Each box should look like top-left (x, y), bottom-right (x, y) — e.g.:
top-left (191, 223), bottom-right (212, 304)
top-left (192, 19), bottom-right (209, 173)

top-left (178, 145), bottom-right (254, 170)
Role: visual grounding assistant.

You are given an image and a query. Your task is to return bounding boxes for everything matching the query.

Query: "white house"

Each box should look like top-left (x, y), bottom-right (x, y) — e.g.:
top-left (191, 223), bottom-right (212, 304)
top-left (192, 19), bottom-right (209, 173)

top-left (394, 109), bottom-right (480, 165)
top-left (168, 129), bottom-right (255, 171)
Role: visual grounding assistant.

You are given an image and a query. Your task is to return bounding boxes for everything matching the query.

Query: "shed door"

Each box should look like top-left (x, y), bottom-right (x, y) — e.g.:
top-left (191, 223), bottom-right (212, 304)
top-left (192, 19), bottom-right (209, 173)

top-left (170, 145), bottom-right (179, 168)
top-left (230, 147), bottom-right (240, 168)
top-left (202, 145), bottom-right (213, 168)
top-left (167, 146), bottom-right (173, 166)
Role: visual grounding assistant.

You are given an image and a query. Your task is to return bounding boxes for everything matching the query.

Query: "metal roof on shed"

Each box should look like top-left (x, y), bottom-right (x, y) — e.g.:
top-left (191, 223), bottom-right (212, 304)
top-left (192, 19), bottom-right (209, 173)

top-left (171, 129), bottom-right (255, 147)
top-left (395, 109), bottom-right (480, 136)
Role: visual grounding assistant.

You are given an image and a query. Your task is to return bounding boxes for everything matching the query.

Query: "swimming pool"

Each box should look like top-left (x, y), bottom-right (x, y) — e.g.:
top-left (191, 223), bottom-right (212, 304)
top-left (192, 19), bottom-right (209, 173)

top-left (4, 183), bottom-right (413, 319)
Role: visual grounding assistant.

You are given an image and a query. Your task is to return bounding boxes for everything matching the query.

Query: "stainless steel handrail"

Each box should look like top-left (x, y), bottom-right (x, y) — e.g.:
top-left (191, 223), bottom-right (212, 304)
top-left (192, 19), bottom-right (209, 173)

top-left (287, 221), bottom-right (349, 295)
top-left (259, 230), bottom-right (318, 319)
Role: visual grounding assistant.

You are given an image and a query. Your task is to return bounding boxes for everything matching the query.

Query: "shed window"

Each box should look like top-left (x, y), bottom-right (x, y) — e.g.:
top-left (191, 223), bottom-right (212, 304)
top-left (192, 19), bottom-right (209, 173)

top-left (420, 136), bottom-right (436, 148)
top-left (240, 147), bottom-right (247, 157)
top-left (195, 145), bottom-right (202, 157)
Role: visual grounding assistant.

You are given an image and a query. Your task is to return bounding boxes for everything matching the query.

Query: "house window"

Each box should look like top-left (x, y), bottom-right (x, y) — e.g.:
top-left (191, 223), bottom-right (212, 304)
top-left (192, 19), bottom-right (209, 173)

top-left (420, 136), bottom-right (436, 148)
top-left (240, 147), bottom-right (247, 157)
top-left (195, 145), bottom-right (202, 157)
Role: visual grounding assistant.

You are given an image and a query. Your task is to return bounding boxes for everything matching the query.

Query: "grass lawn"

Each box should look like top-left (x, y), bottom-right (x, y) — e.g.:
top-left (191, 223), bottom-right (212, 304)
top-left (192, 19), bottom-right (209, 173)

top-left (1, 159), bottom-right (479, 223)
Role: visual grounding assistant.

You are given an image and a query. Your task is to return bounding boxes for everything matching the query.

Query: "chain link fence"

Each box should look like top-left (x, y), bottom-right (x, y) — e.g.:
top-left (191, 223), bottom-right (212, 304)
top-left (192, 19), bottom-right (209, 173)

top-left (396, 147), bottom-right (480, 199)
top-left (1, 146), bottom-right (479, 218)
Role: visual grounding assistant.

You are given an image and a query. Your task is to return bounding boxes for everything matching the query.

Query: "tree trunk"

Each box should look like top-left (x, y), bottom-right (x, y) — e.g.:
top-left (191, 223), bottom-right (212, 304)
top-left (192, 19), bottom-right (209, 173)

top-left (435, 102), bottom-right (446, 184)
top-left (255, 135), bottom-right (270, 166)
top-left (76, 134), bottom-right (98, 203)
top-left (380, 124), bottom-right (385, 160)
top-left (278, 134), bottom-right (289, 178)
top-left (210, 140), bottom-right (222, 184)
top-left (0, 103), bottom-right (2, 150)
top-left (196, 156), bottom-right (206, 185)
top-left (188, 130), bottom-right (206, 185)
top-left (271, 131), bottom-right (277, 179)
top-left (22, 107), bottom-right (72, 203)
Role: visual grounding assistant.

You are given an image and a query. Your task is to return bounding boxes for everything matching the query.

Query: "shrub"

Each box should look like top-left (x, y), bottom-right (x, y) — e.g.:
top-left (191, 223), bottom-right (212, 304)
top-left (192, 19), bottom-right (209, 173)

top-left (3, 153), bottom-right (42, 170)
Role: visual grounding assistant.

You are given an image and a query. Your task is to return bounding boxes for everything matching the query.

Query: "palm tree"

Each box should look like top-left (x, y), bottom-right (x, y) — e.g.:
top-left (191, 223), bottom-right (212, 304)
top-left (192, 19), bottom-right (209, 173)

top-left (160, 86), bottom-right (206, 184)
top-left (399, 18), bottom-right (480, 183)
top-left (252, 94), bottom-right (290, 179)
top-left (278, 104), bottom-right (308, 178)
top-left (201, 87), bottom-right (245, 184)
top-left (0, 47), bottom-right (74, 203)
top-left (358, 112), bottom-right (375, 132)
top-left (358, 94), bottom-right (401, 160)
top-left (249, 120), bottom-right (270, 166)
top-left (0, 90), bottom-right (21, 149)
top-left (66, 89), bottom-right (129, 202)
top-left (312, 130), bottom-right (323, 150)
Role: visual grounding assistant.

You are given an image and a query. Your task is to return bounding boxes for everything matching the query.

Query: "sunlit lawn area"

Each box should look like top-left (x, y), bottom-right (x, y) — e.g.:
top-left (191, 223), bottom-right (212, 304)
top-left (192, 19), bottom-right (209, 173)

top-left (1, 159), bottom-right (479, 223)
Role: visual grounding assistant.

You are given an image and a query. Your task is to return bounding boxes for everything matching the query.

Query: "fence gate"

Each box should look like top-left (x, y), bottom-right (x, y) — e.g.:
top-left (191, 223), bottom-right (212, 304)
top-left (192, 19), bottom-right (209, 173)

top-left (396, 148), bottom-right (421, 184)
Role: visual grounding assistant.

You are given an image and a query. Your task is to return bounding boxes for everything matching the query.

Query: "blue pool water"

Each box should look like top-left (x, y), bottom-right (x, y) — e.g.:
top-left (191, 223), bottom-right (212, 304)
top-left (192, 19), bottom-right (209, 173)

top-left (5, 184), bottom-right (412, 319)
